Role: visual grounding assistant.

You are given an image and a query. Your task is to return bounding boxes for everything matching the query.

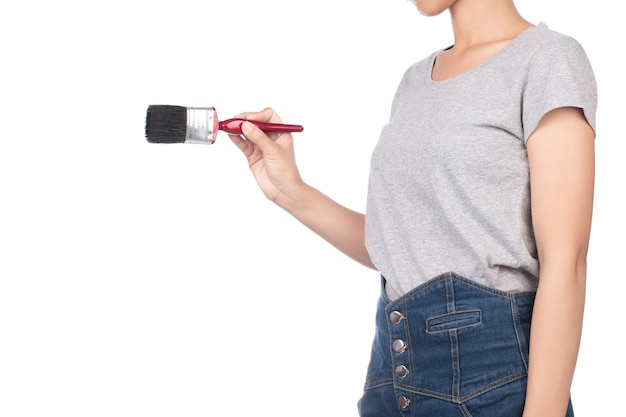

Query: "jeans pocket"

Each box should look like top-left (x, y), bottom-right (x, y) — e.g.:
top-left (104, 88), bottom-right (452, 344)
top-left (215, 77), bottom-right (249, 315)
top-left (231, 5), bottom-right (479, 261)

top-left (426, 309), bottom-right (482, 334)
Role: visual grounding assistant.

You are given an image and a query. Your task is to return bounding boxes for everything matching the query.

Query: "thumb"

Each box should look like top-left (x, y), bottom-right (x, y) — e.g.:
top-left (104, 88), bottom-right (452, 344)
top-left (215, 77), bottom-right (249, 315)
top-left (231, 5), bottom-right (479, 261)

top-left (241, 121), bottom-right (277, 153)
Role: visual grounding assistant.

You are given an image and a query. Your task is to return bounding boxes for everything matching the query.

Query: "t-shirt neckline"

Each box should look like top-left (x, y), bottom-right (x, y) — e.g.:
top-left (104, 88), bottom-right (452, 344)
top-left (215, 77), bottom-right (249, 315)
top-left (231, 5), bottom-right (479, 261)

top-left (426, 22), bottom-right (545, 86)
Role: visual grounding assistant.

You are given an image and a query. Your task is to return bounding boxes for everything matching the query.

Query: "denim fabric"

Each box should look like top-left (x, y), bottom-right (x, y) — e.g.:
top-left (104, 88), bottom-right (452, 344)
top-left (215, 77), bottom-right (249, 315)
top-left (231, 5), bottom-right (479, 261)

top-left (358, 272), bottom-right (574, 417)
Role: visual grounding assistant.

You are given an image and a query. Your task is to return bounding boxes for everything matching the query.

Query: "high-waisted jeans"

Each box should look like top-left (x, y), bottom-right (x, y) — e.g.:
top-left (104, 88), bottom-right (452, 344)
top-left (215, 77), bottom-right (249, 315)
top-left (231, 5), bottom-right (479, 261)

top-left (358, 272), bottom-right (574, 417)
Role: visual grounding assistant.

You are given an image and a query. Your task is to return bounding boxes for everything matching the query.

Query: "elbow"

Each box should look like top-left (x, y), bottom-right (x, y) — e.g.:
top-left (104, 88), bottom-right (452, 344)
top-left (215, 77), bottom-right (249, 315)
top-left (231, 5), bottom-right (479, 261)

top-left (536, 244), bottom-right (589, 285)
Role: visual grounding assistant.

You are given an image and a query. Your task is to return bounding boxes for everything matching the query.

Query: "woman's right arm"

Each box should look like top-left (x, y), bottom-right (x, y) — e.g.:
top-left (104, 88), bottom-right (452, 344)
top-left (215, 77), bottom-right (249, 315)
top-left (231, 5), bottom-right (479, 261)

top-left (228, 107), bottom-right (375, 270)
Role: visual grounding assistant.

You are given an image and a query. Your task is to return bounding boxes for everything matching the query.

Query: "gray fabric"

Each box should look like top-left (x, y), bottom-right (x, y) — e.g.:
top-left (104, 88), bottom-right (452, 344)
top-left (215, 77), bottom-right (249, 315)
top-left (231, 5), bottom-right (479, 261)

top-left (365, 22), bottom-right (597, 300)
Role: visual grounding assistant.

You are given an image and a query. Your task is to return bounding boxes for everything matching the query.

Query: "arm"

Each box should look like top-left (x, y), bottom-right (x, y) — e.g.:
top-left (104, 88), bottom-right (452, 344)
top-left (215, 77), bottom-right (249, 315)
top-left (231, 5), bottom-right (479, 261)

top-left (522, 107), bottom-right (595, 417)
top-left (228, 108), bottom-right (375, 269)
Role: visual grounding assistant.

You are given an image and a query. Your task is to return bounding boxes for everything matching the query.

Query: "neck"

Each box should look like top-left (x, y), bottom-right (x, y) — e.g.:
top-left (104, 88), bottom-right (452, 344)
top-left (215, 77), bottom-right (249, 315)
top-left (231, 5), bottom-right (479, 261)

top-left (448, 0), bottom-right (532, 49)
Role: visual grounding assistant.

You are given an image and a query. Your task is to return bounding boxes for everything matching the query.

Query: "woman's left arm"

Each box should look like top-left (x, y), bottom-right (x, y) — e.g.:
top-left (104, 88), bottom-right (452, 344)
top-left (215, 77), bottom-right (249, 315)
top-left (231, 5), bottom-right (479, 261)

top-left (522, 106), bottom-right (595, 417)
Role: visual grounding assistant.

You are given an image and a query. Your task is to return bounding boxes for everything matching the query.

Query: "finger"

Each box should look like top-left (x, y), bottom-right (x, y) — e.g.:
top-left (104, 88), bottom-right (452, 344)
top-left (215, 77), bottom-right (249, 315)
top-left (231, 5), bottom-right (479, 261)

top-left (236, 107), bottom-right (284, 124)
top-left (230, 124), bottom-right (286, 143)
top-left (228, 134), bottom-right (255, 158)
top-left (241, 121), bottom-right (279, 155)
top-left (228, 133), bottom-right (245, 148)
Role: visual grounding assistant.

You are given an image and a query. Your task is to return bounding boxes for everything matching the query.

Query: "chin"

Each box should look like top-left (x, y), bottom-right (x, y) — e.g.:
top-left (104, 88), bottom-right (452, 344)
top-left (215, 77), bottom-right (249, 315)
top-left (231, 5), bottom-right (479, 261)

top-left (413, 0), bottom-right (453, 17)
top-left (417, 9), bottom-right (447, 17)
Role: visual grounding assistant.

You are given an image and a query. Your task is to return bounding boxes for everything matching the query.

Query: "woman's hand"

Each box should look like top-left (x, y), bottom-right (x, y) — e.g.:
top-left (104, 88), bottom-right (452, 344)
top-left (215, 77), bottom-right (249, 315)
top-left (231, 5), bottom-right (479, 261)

top-left (228, 107), bottom-right (305, 210)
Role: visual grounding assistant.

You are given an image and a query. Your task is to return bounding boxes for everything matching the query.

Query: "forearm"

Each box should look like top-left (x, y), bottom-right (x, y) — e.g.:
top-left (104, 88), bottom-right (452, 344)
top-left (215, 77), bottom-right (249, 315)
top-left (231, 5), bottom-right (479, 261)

top-left (229, 114), bottom-right (375, 269)
top-left (278, 182), bottom-right (375, 269)
top-left (522, 260), bottom-right (586, 417)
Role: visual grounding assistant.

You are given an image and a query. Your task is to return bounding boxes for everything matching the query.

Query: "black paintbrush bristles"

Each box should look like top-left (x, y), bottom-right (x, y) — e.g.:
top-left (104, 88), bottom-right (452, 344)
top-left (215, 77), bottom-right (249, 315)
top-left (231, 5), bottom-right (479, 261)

top-left (145, 105), bottom-right (187, 143)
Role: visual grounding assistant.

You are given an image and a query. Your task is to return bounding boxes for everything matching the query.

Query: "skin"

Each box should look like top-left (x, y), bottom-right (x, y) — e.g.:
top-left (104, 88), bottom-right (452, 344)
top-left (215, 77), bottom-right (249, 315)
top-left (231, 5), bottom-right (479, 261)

top-left (230, 1), bottom-right (595, 415)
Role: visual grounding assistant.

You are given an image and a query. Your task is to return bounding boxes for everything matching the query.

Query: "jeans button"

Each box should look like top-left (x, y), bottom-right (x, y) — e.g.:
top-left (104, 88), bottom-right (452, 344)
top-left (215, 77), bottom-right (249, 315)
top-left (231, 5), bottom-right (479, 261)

top-left (389, 310), bottom-right (405, 324)
top-left (395, 365), bottom-right (409, 378)
top-left (398, 395), bottom-right (411, 409)
top-left (392, 339), bottom-right (406, 353)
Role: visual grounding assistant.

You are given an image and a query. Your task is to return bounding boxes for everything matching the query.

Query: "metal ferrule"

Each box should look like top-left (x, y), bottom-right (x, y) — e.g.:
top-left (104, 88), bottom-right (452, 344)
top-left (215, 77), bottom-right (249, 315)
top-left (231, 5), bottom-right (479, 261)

top-left (186, 107), bottom-right (216, 144)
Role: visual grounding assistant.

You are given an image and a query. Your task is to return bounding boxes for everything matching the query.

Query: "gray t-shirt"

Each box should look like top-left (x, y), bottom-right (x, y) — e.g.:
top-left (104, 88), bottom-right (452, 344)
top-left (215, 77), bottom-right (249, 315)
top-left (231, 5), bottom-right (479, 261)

top-left (365, 22), bottom-right (597, 300)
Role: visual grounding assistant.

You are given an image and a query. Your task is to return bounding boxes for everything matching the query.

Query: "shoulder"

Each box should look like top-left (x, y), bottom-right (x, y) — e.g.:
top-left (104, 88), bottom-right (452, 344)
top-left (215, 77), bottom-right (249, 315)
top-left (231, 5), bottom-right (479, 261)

top-left (520, 23), bottom-right (598, 141)
top-left (524, 22), bottom-right (592, 67)
top-left (523, 22), bottom-right (597, 92)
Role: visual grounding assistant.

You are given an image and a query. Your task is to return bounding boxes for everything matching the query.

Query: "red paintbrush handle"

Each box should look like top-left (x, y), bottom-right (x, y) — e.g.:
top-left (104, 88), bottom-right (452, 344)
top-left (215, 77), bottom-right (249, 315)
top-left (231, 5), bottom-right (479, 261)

top-left (218, 118), bottom-right (304, 135)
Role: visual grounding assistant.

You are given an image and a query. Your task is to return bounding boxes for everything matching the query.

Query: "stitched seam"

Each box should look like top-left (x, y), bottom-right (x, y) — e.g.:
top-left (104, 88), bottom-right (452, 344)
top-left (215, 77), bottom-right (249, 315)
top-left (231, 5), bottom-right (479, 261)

top-left (404, 304), bottom-right (415, 384)
top-left (426, 321), bottom-right (483, 334)
top-left (363, 378), bottom-right (394, 390)
top-left (460, 369), bottom-right (527, 402)
top-left (395, 384), bottom-right (456, 402)
top-left (450, 329), bottom-right (461, 399)
top-left (459, 403), bottom-right (473, 417)
top-left (395, 369), bottom-right (527, 403)
top-left (427, 309), bottom-right (482, 322)
top-left (425, 309), bottom-right (483, 334)
top-left (511, 294), bottom-right (530, 371)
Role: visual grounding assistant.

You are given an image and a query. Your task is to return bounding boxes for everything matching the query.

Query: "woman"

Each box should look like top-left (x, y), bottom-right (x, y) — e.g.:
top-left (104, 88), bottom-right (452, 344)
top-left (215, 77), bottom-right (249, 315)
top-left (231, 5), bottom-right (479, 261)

top-left (229, 0), bottom-right (596, 415)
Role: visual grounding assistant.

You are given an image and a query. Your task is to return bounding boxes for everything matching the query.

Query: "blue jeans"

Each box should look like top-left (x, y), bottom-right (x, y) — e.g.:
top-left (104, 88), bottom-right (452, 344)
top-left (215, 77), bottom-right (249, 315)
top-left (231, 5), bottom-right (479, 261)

top-left (358, 273), bottom-right (574, 417)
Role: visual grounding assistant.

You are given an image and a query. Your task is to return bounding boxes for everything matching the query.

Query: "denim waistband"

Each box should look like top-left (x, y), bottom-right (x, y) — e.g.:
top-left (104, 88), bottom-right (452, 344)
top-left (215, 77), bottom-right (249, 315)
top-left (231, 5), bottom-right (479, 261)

top-left (362, 272), bottom-right (537, 413)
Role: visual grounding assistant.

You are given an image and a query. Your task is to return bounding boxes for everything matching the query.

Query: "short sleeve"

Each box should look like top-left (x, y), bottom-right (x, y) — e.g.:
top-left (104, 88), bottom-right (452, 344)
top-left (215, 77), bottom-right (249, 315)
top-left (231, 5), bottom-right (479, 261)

top-left (522, 35), bottom-right (597, 143)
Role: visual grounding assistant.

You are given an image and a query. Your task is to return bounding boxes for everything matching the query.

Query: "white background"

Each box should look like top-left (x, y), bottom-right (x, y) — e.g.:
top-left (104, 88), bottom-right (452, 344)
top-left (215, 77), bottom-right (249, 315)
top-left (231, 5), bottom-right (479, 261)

top-left (0, 0), bottom-right (621, 415)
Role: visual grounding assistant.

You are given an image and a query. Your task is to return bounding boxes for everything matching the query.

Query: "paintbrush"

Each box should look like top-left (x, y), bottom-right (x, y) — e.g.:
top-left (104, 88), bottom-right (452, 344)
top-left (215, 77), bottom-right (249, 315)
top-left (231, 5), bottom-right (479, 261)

top-left (145, 105), bottom-right (304, 144)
